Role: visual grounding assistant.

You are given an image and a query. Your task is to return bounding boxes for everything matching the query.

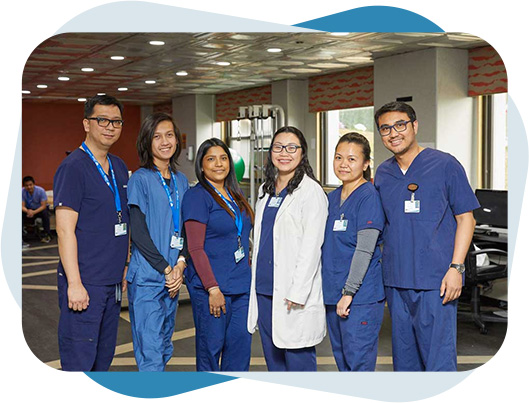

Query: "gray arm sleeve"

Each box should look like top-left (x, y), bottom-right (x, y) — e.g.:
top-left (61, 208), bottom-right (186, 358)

top-left (343, 228), bottom-right (381, 295)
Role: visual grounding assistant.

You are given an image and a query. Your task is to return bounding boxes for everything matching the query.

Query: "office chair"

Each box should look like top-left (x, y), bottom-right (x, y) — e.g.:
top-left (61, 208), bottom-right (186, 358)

top-left (463, 246), bottom-right (507, 334)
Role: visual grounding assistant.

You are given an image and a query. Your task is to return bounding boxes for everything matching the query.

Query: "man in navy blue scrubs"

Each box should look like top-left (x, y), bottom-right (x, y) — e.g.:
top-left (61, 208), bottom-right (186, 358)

top-left (53, 95), bottom-right (130, 371)
top-left (374, 102), bottom-right (479, 371)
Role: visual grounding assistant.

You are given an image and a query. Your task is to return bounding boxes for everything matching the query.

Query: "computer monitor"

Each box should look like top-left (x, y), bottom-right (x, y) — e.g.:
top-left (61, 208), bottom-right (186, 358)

top-left (473, 189), bottom-right (507, 229)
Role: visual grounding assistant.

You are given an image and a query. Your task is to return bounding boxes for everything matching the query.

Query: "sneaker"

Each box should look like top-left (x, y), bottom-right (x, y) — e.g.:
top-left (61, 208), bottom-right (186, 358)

top-left (40, 235), bottom-right (51, 243)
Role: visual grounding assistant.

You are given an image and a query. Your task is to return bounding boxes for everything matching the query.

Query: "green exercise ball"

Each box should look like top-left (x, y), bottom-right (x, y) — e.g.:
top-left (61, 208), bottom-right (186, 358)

top-left (229, 148), bottom-right (245, 183)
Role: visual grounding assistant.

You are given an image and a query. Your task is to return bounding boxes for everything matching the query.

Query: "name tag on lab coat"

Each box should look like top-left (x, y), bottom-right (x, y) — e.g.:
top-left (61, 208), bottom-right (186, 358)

top-left (115, 223), bottom-right (128, 236)
top-left (404, 200), bottom-right (421, 213)
top-left (170, 235), bottom-right (184, 250)
top-left (234, 246), bottom-right (245, 263)
top-left (269, 197), bottom-right (283, 208)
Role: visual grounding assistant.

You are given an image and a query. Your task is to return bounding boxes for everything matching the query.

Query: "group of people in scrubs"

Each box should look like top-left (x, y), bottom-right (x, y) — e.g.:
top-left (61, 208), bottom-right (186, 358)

top-left (55, 93), bottom-right (477, 372)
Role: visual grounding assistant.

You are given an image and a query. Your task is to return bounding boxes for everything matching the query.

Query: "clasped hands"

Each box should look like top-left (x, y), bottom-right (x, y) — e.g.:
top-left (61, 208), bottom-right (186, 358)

top-left (165, 261), bottom-right (185, 298)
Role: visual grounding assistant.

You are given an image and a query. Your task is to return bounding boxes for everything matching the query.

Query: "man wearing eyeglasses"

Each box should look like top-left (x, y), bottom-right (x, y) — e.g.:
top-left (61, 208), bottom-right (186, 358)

top-left (373, 101), bottom-right (479, 371)
top-left (53, 94), bottom-right (130, 371)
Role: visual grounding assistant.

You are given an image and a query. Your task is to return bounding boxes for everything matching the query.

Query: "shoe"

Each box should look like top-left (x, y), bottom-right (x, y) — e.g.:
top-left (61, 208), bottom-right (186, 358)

top-left (40, 235), bottom-right (51, 243)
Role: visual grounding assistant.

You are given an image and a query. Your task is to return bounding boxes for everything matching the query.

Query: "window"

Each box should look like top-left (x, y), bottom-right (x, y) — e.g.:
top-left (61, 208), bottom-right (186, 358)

top-left (322, 106), bottom-right (375, 186)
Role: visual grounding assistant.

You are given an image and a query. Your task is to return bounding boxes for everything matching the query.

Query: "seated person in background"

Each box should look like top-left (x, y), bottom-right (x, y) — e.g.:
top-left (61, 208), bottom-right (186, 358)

top-left (22, 175), bottom-right (52, 243)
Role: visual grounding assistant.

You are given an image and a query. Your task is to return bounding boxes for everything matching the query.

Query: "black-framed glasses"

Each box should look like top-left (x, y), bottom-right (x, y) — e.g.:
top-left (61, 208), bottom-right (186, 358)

top-left (87, 117), bottom-right (124, 128)
top-left (271, 144), bottom-right (302, 154)
top-left (378, 120), bottom-right (413, 137)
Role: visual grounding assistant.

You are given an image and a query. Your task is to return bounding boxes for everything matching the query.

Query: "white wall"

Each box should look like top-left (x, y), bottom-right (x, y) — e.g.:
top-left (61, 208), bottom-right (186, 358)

top-left (373, 48), bottom-right (474, 181)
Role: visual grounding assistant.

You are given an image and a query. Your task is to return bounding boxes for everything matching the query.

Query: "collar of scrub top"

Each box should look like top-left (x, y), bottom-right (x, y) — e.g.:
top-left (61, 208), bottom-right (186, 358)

top-left (154, 167), bottom-right (180, 236)
top-left (207, 180), bottom-right (243, 242)
top-left (81, 142), bottom-right (122, 223)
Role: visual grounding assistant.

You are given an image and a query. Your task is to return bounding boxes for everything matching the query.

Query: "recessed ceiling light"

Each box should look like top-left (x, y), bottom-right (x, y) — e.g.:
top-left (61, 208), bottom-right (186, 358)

top-left (81, 67), bottom-right (94, 72)
top-left (118, 87), bottom-right (128, 91)
top-left (217, 61), bottom-right (231, 66)
top-left (78, 98), bottom-right (87, 102)
top-left (176, 71), bottom-right (188, 76)
top-left (267, 48), bottom-right (282, 53)
top-left (111, 56), bottom-right (125, 61)
top-left (145, 80), bottom-right (156, 84)
top-left (149, 41), bottom-right (165, 46)
top-left (97, 93), bottom-right (106, 96)
top-left (58, 76), bottom-right (70, 81)
top-left (37, 84), bottom-right (48, 89)
top-left (331, 32), bottom-right (349, 36)
top-left (22, 90), bottom-right (31, 94)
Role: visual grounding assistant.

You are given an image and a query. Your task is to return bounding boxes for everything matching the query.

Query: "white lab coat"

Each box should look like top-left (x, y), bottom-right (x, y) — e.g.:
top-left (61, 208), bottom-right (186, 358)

top-left (247, 174), bottom-right (328, 349)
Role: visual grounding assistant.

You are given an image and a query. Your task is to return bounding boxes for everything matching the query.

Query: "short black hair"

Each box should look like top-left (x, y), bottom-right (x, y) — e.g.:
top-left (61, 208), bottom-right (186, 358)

top-left (84, 94), bottom-right (124, 118)
top-left (136, 112), bottom-right (183, 172)
top-left (374, 101), bottom-right (417, 128)
top-left (22, 176), bottom-right (35, 184)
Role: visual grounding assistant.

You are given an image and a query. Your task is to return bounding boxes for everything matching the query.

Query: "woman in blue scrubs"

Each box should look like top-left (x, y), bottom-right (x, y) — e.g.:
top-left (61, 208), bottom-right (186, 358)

top-left (182, 138), bottom-right (254, 371)
top-left (321, 132), bottom-right (386, 371)
top-left (126, 112), bottom-right (189, 371)
top-left (248, 126), bottom-right (328, 371)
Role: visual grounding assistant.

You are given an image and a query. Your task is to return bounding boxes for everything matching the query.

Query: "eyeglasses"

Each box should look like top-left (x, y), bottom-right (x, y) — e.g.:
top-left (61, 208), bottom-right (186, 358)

top-left (271, 144), bottom-right (302, 154)
top-left (87, 117), bottom-right (124, 128)
top-left (378, 120), bottom-right (413, 137)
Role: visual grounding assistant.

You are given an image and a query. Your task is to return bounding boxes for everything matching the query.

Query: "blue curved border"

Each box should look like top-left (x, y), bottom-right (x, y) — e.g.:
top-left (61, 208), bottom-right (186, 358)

top-left (295, 6), bottom-right (443, 32)
top-left (7, 1), bottom-right (523, 400)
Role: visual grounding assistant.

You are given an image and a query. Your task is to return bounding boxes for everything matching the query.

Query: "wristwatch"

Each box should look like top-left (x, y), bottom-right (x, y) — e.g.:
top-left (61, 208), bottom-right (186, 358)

top-left (450, 263), bottom-right (465, 274)
top-left (341, 288), bottom-right (355, 297)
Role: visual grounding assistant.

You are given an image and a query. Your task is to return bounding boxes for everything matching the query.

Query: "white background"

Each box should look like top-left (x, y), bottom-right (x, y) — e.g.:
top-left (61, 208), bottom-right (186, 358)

top-left (1, 1), bottom-right (527, 402)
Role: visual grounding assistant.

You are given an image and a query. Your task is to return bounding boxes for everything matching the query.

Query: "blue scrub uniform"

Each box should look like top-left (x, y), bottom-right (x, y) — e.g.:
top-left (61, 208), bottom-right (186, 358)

top-left (321, 182), bottom-right (385, 371)
top-left (374, 148), bottom-right (480, 371)
top-left (53, 148), bottom-right (129, 371)
top-left (182, 184), bottom-right (252, 371)
top-left (126, 168), bottom-right (189, 371)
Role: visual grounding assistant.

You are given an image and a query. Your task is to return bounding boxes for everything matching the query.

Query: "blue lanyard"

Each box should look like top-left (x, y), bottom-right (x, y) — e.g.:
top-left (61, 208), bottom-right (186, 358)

top-left (155, 168), bottom-right (180, 235)
top-left (207, 181), bottom-right (243, 240)
top-left (81, 142), bottom-right (122, 223)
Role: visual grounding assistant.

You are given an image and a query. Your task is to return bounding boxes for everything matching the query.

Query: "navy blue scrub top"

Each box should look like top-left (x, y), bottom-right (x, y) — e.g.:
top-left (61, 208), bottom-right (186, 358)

top-left (53, 148), bottom-right (130, 286)
top-left (182, 183), bottom-right (252, 295)
top-left (126, 168), bottom-right (189, 286)
top-left (374, 148), bottom-right (480, 290)
top-left (321, 182), bottom-right (385, 305)
top-left (255, 187), bottom-right (288, 296)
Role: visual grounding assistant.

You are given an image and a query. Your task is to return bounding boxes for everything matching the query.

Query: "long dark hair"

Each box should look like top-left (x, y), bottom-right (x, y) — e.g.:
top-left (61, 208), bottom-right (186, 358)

top-left (137, 112), bottom-right (183, 172)
top-left (335, 132), bottom-right (372, 181)
top-left (261, 126), bottom-right (318, 198)
top-left (195, 138), bottom-right (254, 223)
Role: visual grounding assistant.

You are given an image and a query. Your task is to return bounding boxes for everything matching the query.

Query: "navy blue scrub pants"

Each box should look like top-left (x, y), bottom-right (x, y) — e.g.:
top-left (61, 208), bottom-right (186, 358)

top-left (325, 299), bottom-right (385, 371)
top-left (57, 273), bottom-right (121, 371)
top-left (257, 293), bottom-right (317, 371)
top-left (127, 281), bottom-right (178, 371)
top-left (385, 287), bottom-right (458, 371)
top-left (188, 286), bottom-right (251, 371)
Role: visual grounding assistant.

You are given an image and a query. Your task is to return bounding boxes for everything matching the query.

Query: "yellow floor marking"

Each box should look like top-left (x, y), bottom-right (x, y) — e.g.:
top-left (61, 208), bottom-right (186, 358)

top-left (22, 244), bottom-right (58, 252)
top-left (22, 269), bottom-right (57, 277)
top-left (23, 261), bottom-right (59, 268)
top-left (22, 285), bottom-right (57, 291)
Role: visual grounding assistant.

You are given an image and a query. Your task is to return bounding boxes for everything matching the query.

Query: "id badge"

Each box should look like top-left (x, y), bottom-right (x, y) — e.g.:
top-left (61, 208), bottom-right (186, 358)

top-left (234, 246), bottom-right (245, 263)
top-left (170, 235), bottom-right (184, 250)
top-left (115, 223), bottom-right (127, 236)
top-left (333, 219), bottom-right (348, 232)
top-left (404, 200), bottom-right (421, 213)
top-left (269, 197), bottom-right (282, 208)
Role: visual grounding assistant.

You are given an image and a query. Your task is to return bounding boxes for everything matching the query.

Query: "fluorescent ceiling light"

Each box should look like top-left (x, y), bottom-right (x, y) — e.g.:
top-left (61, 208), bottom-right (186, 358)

top-left (78, 98), bottom-right (87, 102)
top-left (149, 41), bottom-right (165, 46)
top-left (176, 71), bottom-right (188, 76)
top-left (267, 48), bottom-right (282, 53)
top-left (81, 67), bottom-right (94, 72)
top-left (22, 90), bottom-right (31, 94)
top-left (217, 61), bottom-right (231, 66)
top-left (118, 87), bottom-right (128, 91)
top-left (111, 56), bottom-right (125, 60)
top-left (37, 84), bottom-right (48, 89)
top-left (145, 80), bottom-right (156, 84)
top-left (58, 76), bottom-right (70, 81)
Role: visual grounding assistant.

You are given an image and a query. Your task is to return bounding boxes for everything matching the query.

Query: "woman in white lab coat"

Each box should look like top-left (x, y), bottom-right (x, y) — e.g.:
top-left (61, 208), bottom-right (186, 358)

top-left (247, 126), bottom-right (328, 371)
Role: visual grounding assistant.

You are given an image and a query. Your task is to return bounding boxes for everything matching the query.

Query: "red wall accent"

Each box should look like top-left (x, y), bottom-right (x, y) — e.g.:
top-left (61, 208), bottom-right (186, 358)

top-left (22, 102), bottom-right (142, 191)
top-left (468, 46), bottom-right (508, 96)
top-left (215, 85), bottom-right (272, 122)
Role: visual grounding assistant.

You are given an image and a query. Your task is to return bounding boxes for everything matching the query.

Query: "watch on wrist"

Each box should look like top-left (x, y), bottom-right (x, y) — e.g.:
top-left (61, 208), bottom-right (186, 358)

top-left (450, 263), bottom-right (465, 274)
top-left (341, 288), bottom-right (355, 297)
